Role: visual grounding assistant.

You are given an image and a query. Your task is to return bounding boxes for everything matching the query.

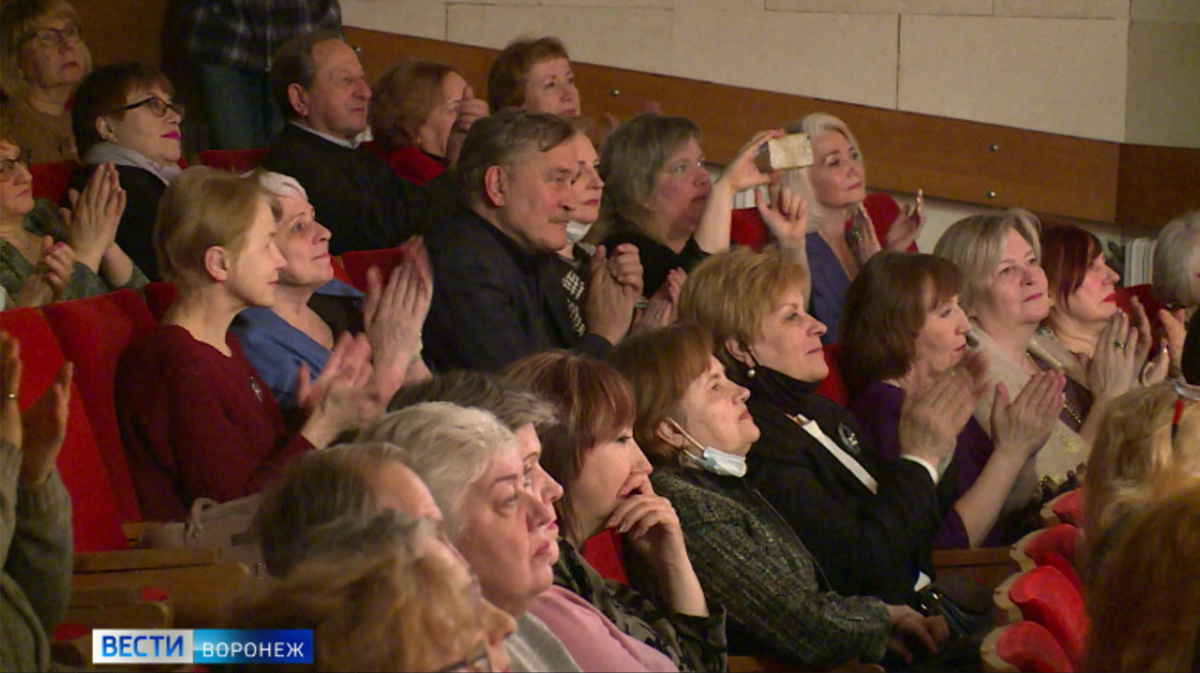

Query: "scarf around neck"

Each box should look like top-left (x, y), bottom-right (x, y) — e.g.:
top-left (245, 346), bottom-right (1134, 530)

top-left (83, 141), bottom-right (182, 185)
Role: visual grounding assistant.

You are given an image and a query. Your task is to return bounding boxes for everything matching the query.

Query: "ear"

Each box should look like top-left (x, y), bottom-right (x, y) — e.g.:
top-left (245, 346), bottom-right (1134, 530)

top-left (203, 246), bottom-right (232, 282)
top-left (655, 417), bottom-right (685, 450)
top-left (482, 164), bottom-right (507, 208)
top-left (287, 82), bottom-right (310, 118)
top-left (95, 116), bottom-right (116, 143)
top-left (724, 337), bottom-right (755, 369)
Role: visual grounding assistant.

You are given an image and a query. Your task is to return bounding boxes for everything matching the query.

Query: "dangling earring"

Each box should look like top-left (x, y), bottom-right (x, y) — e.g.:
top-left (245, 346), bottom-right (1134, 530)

top-left (744, 343), bottom-right (758, 379)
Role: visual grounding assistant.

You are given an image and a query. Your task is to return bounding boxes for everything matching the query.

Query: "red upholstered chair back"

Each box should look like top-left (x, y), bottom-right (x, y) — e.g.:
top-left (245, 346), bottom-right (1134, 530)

top-left (580, 529), bottom-right (629, 586)
top-left (196, 148), bottom-right (269, 174)
top-left (1052, 489), bottom-right (1083, 527)
top-left (42, 290), bottom-right (157, 522)
top-left (983, 621), bottom-right (1075, 673)
top-left (730, 207), bottom-right (769, 250)
top-left (816, 343), bottom-right (849, 406)
top-left (30, 160), bottom-right (80, 204)
top-left (329, 255), bottom-right (353, 286)
top-left (340, 246), bottom-right (407, 293)
top-left (0, 308), bottom-right (129, 552)
top-left (142, 281), bottom-right (179, 322)
top-left (1025, 524), bottom-right (1082, 568)
top-left (1007, 566), bottom-right (1089, 670)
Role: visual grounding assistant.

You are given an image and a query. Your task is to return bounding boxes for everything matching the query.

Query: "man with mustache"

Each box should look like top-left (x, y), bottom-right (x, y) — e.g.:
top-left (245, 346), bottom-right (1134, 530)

top-left (423, 109), bottom-right (641, 371)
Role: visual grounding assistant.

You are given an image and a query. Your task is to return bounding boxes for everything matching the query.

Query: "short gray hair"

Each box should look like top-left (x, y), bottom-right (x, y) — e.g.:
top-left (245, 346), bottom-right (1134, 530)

top-left (389, 369), bottom-right (557, 431)
top-left (780, 112), bottom-right (863, 230)
top-left (356, 402), bottom-right (517, 538)
top-left (1153, 211), bottom-right (1200, 308)
top-left (256, 170), bottom-right (308, 201)
top-left (254, 442), bottom-right (410, 576)
top-left (933, 208), bottom-right (1042, 312)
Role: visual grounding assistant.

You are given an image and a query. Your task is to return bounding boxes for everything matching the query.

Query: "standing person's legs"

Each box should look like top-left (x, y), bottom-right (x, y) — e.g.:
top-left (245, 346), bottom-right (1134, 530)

top-left (195, 63), bottom-right (274, 149)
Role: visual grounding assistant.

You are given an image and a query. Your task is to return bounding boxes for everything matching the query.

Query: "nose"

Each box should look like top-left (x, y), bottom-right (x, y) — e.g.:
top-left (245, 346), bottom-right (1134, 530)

top-left (522, 484), bottom-right (556, 529)
top-left (13, 162), bottom-right (32, 185)
top-left (535, 464), bottom-right (563, 506)
top-left (1105, 264), bottom-right (1119, 285)
top-left (269, 241), bottom-right (287, 270)
top-left (810, 315), bottom-right (828, 338)
top-left (734, 383), bottom-right (750, 404)
top-left (315, 222), bottom-right (332, 243)
top-left (358, 78), bottom-right (372, 102)
top-left (629, 441), bottom-right (653, 475)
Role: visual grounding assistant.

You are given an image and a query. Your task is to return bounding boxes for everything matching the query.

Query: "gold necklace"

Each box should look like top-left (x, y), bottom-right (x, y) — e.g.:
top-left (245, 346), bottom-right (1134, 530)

top-left (1027, 352), bottom-right (1082, 427)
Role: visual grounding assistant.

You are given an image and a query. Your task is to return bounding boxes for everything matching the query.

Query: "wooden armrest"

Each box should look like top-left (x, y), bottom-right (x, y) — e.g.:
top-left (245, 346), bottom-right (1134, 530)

top-left (933, 547), bottom-right (1021, 591)
top-left (74, 547), bottom-right (222, 572)
top-left (66, 597), bottom-right (172, 630)
top-left (72, 561), bottom-right (252, 628)
top-left (122, 520), bottom-right (163, 546)
top-left (728, 655), bottom-right (884, 672)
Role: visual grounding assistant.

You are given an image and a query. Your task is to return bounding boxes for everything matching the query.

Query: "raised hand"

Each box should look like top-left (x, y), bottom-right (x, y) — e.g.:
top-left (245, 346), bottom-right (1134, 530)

top-left (60, 162), bottom-right (125, 271)
top-left (632, 267), bottom-right (685, 334)
top-left (757, 181), bottom-right (809, 248)
top-left (1088, 310), bottom-right (1140, 401)
top-left (899, 350), bottom-right (991, 467)
top-left (715, 129), bottom-right (785, 195)
top-left (362, 253), bottom-right (432, 402)
top-left (297, 333), bottom-right (383, 447)
top-left (848, 203), bottom-right (882, 265)
top-left (990, 370), bottom-right (1065, 462)
top-left (584, 244), bottom-right (639, 344)
top-left (446, 88), bottom-right (490, 166)
top-left (885, 189), bottom-right (924, 251)
top-left (606, 472), bottom-right (688, 564)
top-left (605, 242), bottom-right (644, 296)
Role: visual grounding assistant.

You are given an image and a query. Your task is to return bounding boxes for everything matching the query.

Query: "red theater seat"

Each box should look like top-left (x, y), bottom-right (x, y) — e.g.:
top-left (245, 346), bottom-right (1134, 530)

top-left (196, 148), bottom-right (269, 174)
top-left (981, 621), bottom-right (1074, 673)
top-left (1042, 488), bottom-right (1083, 528)
top-left (995, 566), bottom-right (1088, 670)
top-left (340, 246), bottom-right (407, 293)
top-left (42, 290), bottom-right (157, 522)
top-left (1012, 525), bottom-right (1083, 592)
top-left (29, 160), bottom-right (80, 204)
top-left (142, 281), bottom-right (179, 322)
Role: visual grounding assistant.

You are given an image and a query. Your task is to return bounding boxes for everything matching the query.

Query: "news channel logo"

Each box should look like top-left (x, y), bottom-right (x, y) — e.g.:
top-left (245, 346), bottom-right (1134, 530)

top-left (93, 629), bottom-right (314, 665)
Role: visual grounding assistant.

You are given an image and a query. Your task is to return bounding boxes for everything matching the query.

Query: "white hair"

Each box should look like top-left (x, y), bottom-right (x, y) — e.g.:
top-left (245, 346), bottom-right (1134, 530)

top-left (780, 112), bottom-right (864, 231)
top-left (355, 402), bottom-right (517, 538)
top-left (254, 170), bottom-right (308, 201)
top-left (1153, 211), bottom-right (1200, 308)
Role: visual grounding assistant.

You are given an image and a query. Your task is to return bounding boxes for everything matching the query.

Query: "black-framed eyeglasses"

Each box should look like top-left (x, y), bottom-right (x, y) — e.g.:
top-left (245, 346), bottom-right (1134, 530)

top-left (0, 148), bottom-right (32, 182)
top-left (1171, 380), bottom-right (1199, 443)
top-left (433, 644), bottom-right (490, 673)
top-left (107, 96), bottom-right (185, 120)
top-left (20, 23), bottom-right (81, 49)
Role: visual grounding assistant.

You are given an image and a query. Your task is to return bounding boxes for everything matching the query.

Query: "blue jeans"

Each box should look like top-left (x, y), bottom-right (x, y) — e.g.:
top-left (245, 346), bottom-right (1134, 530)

top-left (195, 63), bottom-right (283, 150)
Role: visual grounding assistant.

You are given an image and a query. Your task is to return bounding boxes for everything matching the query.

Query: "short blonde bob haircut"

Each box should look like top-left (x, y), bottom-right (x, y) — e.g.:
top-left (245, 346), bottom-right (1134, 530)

top-left (608, 323), bottom-right (716, 466)
top-left (1083, 486), bottom-right (1200, 673)
top-left (1083, 383), bottom-right (1200, 541)
top-left (780, 112), bottom-right (863, 230)
top-left (227, 511), bottom-right (483, 672)
top-left (678, 246), bottom-right (811, 374)
top-left (932, 208), bottom-right (1042, 312)
top-left (153, 166), bottom-right (278, 291)
top-left (1152, 210), bottom-right (1200, 308)
top-left (0, 0), bottom-right (92, 101)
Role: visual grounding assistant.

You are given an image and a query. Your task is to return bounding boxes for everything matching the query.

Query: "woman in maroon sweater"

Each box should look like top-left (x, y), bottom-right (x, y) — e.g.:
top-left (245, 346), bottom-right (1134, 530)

top-left (117, 167), bottom-right (377, 520)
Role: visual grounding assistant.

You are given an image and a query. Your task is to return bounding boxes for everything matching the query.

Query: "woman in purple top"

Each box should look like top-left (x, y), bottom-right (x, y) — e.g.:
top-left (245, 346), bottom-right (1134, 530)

top-left (842, 252), bottom-right (1063, 549)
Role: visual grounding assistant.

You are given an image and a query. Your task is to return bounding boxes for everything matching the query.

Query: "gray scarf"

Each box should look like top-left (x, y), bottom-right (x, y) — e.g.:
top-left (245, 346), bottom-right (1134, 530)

top-left (83, 141), bottom-right (182, 185)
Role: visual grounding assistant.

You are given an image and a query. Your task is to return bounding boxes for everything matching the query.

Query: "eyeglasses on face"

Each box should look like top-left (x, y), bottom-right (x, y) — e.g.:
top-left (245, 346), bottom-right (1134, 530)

top-left (0, 148), bottom-right (32, 182)
top-left (107, 96), bottom-right (185, 121)
top-left (21, 23), bottom-right (81, 48)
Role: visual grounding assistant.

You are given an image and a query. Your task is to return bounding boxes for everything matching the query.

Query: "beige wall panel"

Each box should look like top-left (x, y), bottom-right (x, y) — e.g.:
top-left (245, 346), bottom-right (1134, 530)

top-left (1131, 0), bottom-right (1200, 22)
top-left (447, 4), bottom-right (673, 74)
top-left (676, 0), bottom-right (767, 10)
top-left (994, 0), bottom-right (1130, 20)
top-left (767, 0), bottom-right (990, 15)
top-left (671, 10), bottom-right (899, 108)
top-left (340, 0), bottom-right (447, 39)
top-left (899, 16), bottom-right (1127, 141)
top-left (1125, 21), bottom-right (1200, 148)
top-left (537, 0), bottom-right (672, 7)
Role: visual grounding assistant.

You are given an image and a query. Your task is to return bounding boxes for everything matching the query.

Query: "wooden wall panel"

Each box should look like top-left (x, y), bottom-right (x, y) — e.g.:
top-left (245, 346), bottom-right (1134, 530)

top-left (1117, 144), bottom-right (1200, 226)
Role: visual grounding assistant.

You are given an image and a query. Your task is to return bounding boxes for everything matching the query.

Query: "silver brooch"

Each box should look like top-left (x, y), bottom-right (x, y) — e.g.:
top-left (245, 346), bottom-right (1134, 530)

top-left (838, 423), bottom-right (861, 455)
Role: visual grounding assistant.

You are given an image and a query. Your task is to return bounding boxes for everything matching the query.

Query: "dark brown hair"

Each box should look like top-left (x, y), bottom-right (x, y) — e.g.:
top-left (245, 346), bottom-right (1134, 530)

top-left (840, 251), bottom-right (963, 383)
top-left (71, 61), bottom-right (173, 155)
top-left (486, 36), bottom-right (570, 112)
top-left (269, 28), bottom-right (344, 121)
top-left (502, 351), bottom-right (636, 542)
top-left (369, 58), bottom-right (460, 151)
top-left (453, 108), bottom-right (576, 206)
top-left (1041, 225), bottom-right (1102, 310)
top-left (608, 323), bottom-right (714, 466)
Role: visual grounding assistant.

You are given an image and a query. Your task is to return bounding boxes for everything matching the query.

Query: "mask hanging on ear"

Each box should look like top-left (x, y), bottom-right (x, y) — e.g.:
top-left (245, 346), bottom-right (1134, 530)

top-left (667, 418), bottom-right (748, 478)
top-left (565, 220), bottom-right (592, 244)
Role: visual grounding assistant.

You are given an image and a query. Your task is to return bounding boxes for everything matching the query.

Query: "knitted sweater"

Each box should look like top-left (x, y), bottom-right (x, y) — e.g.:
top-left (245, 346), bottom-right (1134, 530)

top-left (1, 441), bottom-right (73, 672)
top-left (650, 468), bottom-right (890, 669)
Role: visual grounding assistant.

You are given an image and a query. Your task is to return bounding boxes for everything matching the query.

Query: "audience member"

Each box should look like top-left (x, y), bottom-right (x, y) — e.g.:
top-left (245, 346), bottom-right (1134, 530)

top-left (1153, 211), bottom-right (1200, 384)
top-left (423, 109), bottom-right (641, 372)
top-left (609, 323), bottom-right (948, 668)
top-left (1041, 225), bottom-right (1177, 390)
top-left (488, 36), bottom-right (579, 117)
top-left (367, 57), bottom-right (488, 184)
top-left (776, 113), bottom-right (923, 343)
top-left (680, 247), bottom-right (986, 607)
top-left (934, 209), bottom-right (1113, 497)
top-left (232, 171), bottom-right (430, 418)
top-left (262, 30), bottom-right (432, 254)
top-left (843, 252), bottom-right (1063, 549)
top-left (357, 402), bottom-right (582, 672)
top-left (1082, 382), bottom-right (1200, 577)
top-left (71, 62), bottom-right (184, 279)
top-left (504, 351), bottom-right (727, 672)
top-left (0, 0), bottom-right (91, 163)
top-left (117, 167), bottom-right (378, 520)
top-left (0, 332), bottom-right (72, 673)
top-left (593, 114), bottom-right (804, 298)
top-left (177, 0), bottom-right (342, 150)
top-left (1083, 485), bottom-right (1200, 672)
top-left (2, 138), bottom-right (146, 307)
top-left (229, 510), bottom-right (514, 673)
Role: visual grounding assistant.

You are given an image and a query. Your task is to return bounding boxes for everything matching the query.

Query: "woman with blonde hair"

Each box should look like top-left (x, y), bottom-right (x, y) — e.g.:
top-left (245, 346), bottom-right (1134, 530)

top-left (116, 167), bottom-right (379, 521)
top-left (0, 0), bottom-right (92, 162)
top-left (227, 510), bottom-right (514, 673)
top-left (1083, 485), bottom-right (1200, 672)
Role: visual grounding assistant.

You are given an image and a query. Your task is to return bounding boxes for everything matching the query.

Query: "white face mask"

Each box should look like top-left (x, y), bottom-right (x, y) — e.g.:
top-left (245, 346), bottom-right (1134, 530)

top-left (565, 220), bottom-right (592, 244)
top-left (667, 419), bottom-right (748, 478)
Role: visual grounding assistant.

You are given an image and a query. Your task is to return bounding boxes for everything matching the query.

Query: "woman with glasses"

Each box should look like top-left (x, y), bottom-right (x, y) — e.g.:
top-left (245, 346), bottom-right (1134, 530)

top-left (0, 0), bottom-right (92, 163)
top-left (71, 62), bottom-right (186, 279)
top-left (1, 137), bottom-right (146, 308)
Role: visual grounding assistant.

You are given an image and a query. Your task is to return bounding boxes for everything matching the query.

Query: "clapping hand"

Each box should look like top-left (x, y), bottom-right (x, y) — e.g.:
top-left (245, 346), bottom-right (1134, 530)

top-left (848, 203), bottom-right (882, 265)
top-left (885, 189), bottom-right (924, 251)
top-left (60, 162), bottom-right (125, 271)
